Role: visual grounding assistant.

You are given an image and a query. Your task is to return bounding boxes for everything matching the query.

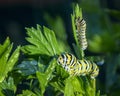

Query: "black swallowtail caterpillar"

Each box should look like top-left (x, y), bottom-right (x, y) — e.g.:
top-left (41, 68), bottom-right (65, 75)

top-left (57, 53), bottom-right (99, 78)
top-left (75, 17), bottom-right (87, 50)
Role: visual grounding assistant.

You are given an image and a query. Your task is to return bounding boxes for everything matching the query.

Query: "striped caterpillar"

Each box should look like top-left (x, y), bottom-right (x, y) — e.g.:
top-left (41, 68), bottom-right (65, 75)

top-left (57, 53), bottom-right (99, 78)
top-left (75, 17), bottom-right (88, 50)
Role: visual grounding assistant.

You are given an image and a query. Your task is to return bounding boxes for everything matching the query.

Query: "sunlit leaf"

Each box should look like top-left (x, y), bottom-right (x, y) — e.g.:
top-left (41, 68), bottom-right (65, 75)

top-left (0, 37), bottom-right (10, 56)
top-left (65, 77), bottom-right (85, 96)
top-left (64, 77), bottom-right (74, 96)
top-left (22, 24), bottom-right (60, 56)
top-left (0, 38), bottom-right (20, 82)
top-left (83, 77), bottom-right (96, 96)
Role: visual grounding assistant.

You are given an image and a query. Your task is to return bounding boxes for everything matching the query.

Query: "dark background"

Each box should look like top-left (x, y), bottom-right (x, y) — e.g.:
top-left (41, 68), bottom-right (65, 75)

top-left (0, 0), bottom-right (72, 46)
top-left (0, 0), bottom-right (120, 47)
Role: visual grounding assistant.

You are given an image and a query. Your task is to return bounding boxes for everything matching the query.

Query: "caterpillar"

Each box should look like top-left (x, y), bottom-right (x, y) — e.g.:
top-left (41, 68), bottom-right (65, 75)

top-left (75, 17), bottom-right (87, 50)
top-left (57, 53), bottom-right (99, 78)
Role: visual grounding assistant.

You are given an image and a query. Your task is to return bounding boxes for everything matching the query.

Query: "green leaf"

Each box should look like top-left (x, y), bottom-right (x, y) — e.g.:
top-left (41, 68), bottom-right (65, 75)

top-left (43, 26), bottom-right (59, 56)
top-left (0, 77), bottom-right (16, 96)
top-left (71, 13), bottom-right (77, 47)
top-left (45, 58), bottom-right (57, 76)
top-left (65, 77), bottom-right (85, 96)
top-left (49, 66), bottom-right (68, 94)
top-left (36, 58), bottom-right (56, 96)
top-left (36, 72), bottom-right (46, 96)
top-left (55, 65), bottom-right (69, 79)
top-left (82, 77), bottom-right (97, 96)
top-left (74, 4), bottom-right (82, 18)
top-left (37, 57), bottom-right (46, 73)
top-left (64, 77), bottom-right (74, 96)
top-left (50, 81), bottom-right (64, 93)
top-left (0, 44), bottom-right (13, 82)
top-left (0, 37), bottom-right (10, 56)
top-left (17, 90), bottom-right (37, 96)
top-left (6, 46), bottom-right (20, 73)
top-left (22, 24), bottom-right (60, 56)
top-left (0, 38), bottom-right (20, 83)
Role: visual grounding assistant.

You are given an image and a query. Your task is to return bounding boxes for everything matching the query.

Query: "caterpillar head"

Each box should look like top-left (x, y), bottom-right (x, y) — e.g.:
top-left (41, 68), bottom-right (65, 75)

top-left (57, 54), bottom-right (64, 66)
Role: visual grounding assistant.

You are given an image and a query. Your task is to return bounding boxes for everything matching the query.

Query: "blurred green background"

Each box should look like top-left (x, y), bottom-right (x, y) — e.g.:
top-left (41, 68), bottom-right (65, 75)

top-left (0, 0), bottom-right (120, 96)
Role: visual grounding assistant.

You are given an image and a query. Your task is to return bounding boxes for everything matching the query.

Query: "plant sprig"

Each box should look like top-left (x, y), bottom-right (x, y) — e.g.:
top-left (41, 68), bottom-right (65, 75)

top-left (71, 4), bottom-right (85, 59)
